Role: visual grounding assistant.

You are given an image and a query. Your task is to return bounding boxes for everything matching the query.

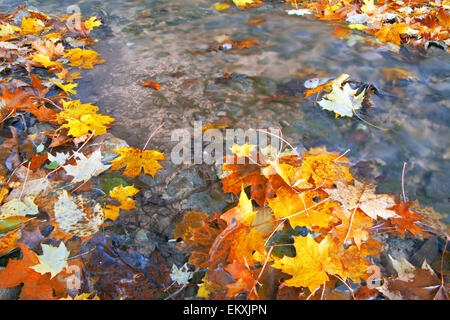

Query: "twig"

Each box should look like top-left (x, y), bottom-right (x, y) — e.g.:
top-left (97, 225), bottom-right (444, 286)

top-left (434, 236), bottom-right (449, 300)
top-left (165, 284), bottom-right (187, 300)
top-left (401, 161), bottom-right (407, 202)
top-left (142, 122), bottom-right (164, 150)
top-left (320, 281), bottom-right (326, 300)
top-left (256, 129), bottom-right (299, 156)
top-left (18, 161), bottom-right (31, 200)
top-left (334, 148), bottom-right (351, 162)
top-left (343, 205), bottom-right (358, 244)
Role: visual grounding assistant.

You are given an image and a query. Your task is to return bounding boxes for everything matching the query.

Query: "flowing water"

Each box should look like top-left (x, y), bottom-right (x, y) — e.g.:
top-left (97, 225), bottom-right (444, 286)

top-left (3, 0), bottom-right (449, 213)
top-left (0, 0), bottom-right (449, 298)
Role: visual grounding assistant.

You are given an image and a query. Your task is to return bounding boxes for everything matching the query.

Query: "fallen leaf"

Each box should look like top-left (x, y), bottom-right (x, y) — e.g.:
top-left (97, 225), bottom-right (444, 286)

top-left (141, 81), bottom-right (160, 90)
top-left (57, 100), bottom-right (115, 138)
top-left (324, 180), bottom-right (398, 220)
top-left (170, 263), bottom-right (193, 285)
top-left (63, 149), bottom-right (110, 183)
top-left (104, 184), bottom-right (139, 221)
top-left (272, 234), bottom-right (330, 292)
top-left (30, 242), bottom-right (70, 279)
top-left (109, 146), bottom-right (167, 178)
top-left (0, 243), bottom-right (67, 299)
top-left (317, 74), bottom-right (365, 117)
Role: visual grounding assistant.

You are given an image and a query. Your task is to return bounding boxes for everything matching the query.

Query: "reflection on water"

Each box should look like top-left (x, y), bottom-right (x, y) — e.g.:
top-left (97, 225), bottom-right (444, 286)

top-left (2, 0), bottom-right (449, 217)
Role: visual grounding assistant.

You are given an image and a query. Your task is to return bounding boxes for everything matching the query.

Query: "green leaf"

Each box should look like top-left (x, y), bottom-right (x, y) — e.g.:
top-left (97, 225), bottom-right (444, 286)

top-left (45, 161), bottom-right (59, 169)
top-left (0, 217), bottom-right (27, 234)
top-left (98, 174), bottom-right (129, 194)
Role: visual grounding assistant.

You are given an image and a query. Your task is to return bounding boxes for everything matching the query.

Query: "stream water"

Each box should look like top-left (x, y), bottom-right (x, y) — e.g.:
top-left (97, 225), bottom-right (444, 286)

top-left (0, 0), bottom-right (449, 299)
top-left (18, 0), bottom-right (449, 213)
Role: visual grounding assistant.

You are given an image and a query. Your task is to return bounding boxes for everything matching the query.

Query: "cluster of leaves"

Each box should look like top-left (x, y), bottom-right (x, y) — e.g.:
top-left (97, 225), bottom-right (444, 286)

top-left (286, 0), bottom-right (450, 50)
top-left (0, 7), bottom-right (167, 299)
top-left (174, 144), bottom-right (449, 299)
top-left (217, 0), bottom-right (450, 51)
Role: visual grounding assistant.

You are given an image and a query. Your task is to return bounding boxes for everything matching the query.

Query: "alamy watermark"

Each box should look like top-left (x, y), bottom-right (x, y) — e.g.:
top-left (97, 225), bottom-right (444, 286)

top-left (169, 121), bottom-right (296, 167)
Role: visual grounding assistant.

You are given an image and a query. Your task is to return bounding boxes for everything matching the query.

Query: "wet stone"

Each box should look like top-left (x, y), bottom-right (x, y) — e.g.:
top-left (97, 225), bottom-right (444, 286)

top-left (134, 229), bottom-right (156, 257)
top-left (185, 190), bottom-right (228, 214)
top-left (163, 166), bottom-right (207, 201)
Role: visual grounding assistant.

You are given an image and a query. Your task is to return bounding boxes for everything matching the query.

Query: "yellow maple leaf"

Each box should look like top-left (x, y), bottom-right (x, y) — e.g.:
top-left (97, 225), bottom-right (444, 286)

top-left (215, 4), bottom-right (231, 11)
top-left (233, 0), bottom-right (261, 7)
top-left (272, 234), bottom-right (330, 292)
top-left (267, 186), bottom-right (337, 230)
top-left (230, 143), bottom-right (256, 158)
top-left (299, 146), bottom-right (354, 188)
top-left (56, 69), bottom-right (82, 82)
top-left (50, 80), bottom-right (78, 95)
top-left (63, 48), bottom-right (105, 69)
top-left (83, 17), bottom-right (102, 30)
top-left (57, 100), bottom-right (115, 137)
top-left (43, 32), bottom-right (62, 39)
top-left (31, 54), bottom-right (63, 69)
top-left (110, 146), bottom-right (167, 178)
top-left (0, 23), bottom-right (20, 36)
top-left (374, 23), bottom-right (408, 46)
top-left (104, 184), bottom-right (139, 221)
top-left (348, 23), bottom-right (368, 30)
top-left (60, 293), bottom-right (100, 300)
top-left (20, 17), bottom-right (45, 35)
top-left (221, 186), bottom-right (256, 226)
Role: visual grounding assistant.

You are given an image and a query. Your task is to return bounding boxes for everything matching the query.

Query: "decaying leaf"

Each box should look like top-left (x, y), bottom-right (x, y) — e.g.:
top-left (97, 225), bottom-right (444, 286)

top-left (53, 190), bottom-right (104, 239)
top-left (0, 196), bottom-right (39, 219)
top-left (324, 180), bottom-right (398, 220)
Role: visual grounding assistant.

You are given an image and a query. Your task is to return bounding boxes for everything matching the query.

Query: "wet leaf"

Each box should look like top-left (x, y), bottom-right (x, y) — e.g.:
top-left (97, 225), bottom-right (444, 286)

top-left (30, 242), bottom-right (70, 279)
top-left (104, 184), bottom-right (139, 221)
top-left (63, 149), bottom-right (110, 183)
top-left (109, 146), bottom-right (167, 178)
top-left (141, 81), bottom-right (160, 90)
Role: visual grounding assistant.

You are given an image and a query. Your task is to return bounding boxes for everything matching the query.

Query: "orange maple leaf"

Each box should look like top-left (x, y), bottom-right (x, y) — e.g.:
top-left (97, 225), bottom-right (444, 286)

top-left (173, 211), bottom-right (210, 247)
top-left (141, 81), bottom-right (160, 90)
top-left (188, 215), bottom-right (227, 269)
top-left (0, 243), bottom-right (68, 299)
top-left (331, 207), bottom-right (375, 249)
top-left (224, 260), bottom-right (257, 298)
top-left (221, 154), bottom-right (272, 207)
top-left (387, 201), bottom-right (423, 236)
